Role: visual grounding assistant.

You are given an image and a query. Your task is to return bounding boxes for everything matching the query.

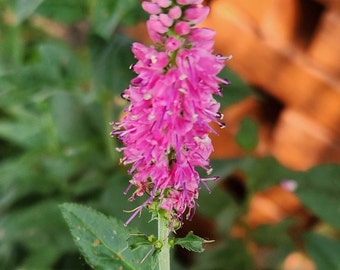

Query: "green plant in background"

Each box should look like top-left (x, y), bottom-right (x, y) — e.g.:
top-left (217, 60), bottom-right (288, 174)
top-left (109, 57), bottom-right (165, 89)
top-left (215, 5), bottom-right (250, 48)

top-left (1, 0), bottom-right (340, 269)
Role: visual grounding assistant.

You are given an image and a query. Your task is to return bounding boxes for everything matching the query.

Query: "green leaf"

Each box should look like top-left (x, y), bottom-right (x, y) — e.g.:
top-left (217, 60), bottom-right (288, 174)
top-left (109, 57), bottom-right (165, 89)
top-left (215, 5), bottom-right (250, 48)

top-left (88, 32), bottom-right (135, 93)
top-left (127, 234), bottom-right (153, 250)
top-left (173, 231), bottom-right (213, 253)
top-left (0, 200), bottom-right (73, 269)
top-left (305, 233), bottom-right (340, 270)
top-left (211, 157), bottom-right (299, 194)
top-left (60, 203), bottom-right (156, 270)
top-left (0, 41), bottom-right (81, 100)
top-left (210, 158), bottom-right (246, 187)
top-left (235, 117), bottom-right (259, 151)
top-left (36, 0), bottom-right (87, 24)
top-left (51, 91), bottom-right (91, 144)
top-left (244, 157), bottom-right (300, 192)
top-left (296, 164), bottom-right (340, 228)
top-left (193, 240), bottom-right (254, 270)
top-left (91, 0), bottom-right (137, 39)
top-left (197, 184), bottom-right (241, 234)
top-left (0, 119), bottom-right (45, 149)
top-left (250, 220), bottom-right (295, 269)
top-left (12, 0), bottom-right (45, 24)
top-left (197, 186), bottom-right (235, 219)
top-left (0, 153), bottom-right (64, 209)
top-left (217, 68), bottom-right (255, 108)
top-left (29, 42), bottom-right (81, 86)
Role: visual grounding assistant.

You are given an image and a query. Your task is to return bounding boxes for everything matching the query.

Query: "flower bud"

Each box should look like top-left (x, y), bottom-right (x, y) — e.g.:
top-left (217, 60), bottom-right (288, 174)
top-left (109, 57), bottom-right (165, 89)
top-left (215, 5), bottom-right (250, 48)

top-left (159, 13), bottom-right (174, 27)
top-left (154, 240), bottom-right (163, 250)
top-left (165, 36), bottom-right (180, 52)
top-left (156, 0), bottom-right (171, 8)
top-left (142, 1), bottom-right (161, 14)
top-left (184, 5), bottom-right (210, 24)
top-left (174, 21), bottom-right (190, 35)
top-left (168, 6), bottom-right (182, 19)
top-left (176, 0), bottom-right (194, 5)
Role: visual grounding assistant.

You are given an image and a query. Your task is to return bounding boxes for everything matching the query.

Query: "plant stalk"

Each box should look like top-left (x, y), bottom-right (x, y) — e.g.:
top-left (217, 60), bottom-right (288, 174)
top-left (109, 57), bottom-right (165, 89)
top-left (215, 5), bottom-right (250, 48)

top-left (158, 214), bottom-right (170, 270)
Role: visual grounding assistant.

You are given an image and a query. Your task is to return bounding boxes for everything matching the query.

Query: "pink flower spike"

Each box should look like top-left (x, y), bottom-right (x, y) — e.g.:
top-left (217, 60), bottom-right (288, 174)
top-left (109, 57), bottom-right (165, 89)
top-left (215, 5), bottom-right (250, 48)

top-left (184, 5), bottom-right (210, 24)
top-left (112, 0), bottom-right (230, 227)
top-left (168, 6), bottom-right (182, 20)
top-left (174, 21), bottom-right (190, 35)
top-left (141, 1), bottom-right (161, 15)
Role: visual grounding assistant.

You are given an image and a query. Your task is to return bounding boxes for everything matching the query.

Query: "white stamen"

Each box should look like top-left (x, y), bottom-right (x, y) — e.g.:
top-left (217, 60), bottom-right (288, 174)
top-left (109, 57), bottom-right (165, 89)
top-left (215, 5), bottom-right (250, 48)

top-left (119, 157), bottom-right (126, 164)
top-left (179, 74), bottom-right (187, 80)
top-left (148, 114), bottom-right (155, 120)
top-left (151, 55), bottom-right (157, 64)
top-left (179, 88), bottom-right (187, 94)
top-left (219, 122), bottom-right (226, 129)
top-left (143, 93), bottom-right (152, 100)
top-left (194, 135), bottom-right (210, 143)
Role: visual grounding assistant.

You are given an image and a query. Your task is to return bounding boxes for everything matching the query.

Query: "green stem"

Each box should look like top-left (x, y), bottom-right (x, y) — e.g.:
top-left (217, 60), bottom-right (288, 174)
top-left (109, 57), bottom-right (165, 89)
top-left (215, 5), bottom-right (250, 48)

top-left (158, 214), bottom-right (170, 270)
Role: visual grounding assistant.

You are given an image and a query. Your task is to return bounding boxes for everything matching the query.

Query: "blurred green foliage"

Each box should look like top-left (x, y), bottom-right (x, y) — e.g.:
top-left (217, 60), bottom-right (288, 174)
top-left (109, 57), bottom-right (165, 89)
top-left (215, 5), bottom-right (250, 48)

top-left (0, 0), bottom-right (339, 269)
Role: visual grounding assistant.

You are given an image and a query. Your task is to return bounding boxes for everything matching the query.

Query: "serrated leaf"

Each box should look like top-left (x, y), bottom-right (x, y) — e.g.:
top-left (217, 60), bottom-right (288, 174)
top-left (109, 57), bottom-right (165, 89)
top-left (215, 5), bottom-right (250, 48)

top-left (60, 203), bottom-right (156, 270)
top-left (173, 231), bottom-right (213, 253)
top-left (305, 233), bottom-right (340, 270)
